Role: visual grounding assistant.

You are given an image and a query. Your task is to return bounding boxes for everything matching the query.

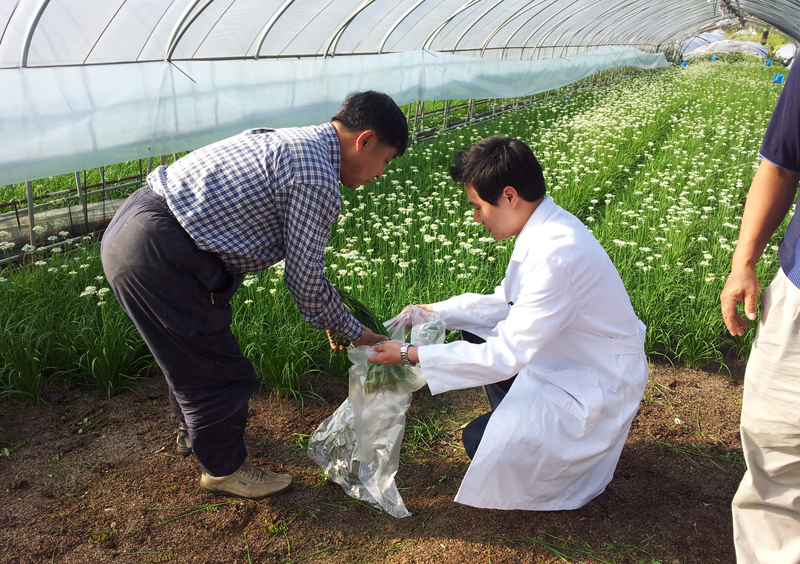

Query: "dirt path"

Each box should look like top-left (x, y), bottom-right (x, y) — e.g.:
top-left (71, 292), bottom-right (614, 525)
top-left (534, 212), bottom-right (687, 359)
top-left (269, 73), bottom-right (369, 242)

top-left (1, 359), bottom-right (744, 563)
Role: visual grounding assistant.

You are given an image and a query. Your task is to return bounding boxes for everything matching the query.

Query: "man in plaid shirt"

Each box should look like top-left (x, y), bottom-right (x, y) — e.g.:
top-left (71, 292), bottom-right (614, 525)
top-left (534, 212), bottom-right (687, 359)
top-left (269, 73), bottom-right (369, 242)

top-left (101, 91), bottom-right (408, 500)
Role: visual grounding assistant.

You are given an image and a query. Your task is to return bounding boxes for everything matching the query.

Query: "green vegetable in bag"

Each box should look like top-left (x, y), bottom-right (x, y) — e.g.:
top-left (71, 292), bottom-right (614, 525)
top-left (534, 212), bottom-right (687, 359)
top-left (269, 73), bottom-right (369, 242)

top-left (335, 287), bottom-right (417, 394)
top-left (363, 362), bottom-right (413, 394)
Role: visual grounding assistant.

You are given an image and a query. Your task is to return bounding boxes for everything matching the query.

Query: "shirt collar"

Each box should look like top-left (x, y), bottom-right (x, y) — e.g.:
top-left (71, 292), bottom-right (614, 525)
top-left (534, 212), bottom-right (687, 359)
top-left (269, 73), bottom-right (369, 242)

top-left (318, 122), bottom-right (341, 180)
top-left (510, 195), bottom-right (555, 262)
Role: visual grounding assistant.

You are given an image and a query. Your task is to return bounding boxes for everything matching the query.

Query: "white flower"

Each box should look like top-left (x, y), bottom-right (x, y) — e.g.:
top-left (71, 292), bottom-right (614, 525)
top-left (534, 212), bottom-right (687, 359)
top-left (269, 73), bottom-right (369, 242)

top-left (80, 286), bottom-right (98, 297)
top-left (243, 299), bottom-right (253, 305)
top-left (59, 231), bottom-right (70, 238)
top-left (22, 244), bottom-right (35, 253)
top-left (32, 225), bottom-right (46, 234)
top-left (34, 260), bottom-right (46, 266)
top-left (0, 231), bottom-right (11, 241)
top-left (97, 288), bottom-right (110, 297)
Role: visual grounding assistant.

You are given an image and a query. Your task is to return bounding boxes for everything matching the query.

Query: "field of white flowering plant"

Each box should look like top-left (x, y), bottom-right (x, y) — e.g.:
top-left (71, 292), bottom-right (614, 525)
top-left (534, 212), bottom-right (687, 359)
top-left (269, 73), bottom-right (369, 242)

top-left (323, 58), bottom-right (787, 366)
top-left (0, 58), bottom-right (788, 401)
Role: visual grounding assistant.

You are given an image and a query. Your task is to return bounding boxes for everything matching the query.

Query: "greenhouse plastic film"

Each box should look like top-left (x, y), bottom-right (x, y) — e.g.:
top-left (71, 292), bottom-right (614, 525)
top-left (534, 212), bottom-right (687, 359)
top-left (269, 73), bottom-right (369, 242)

top-left (0, 48), bottom-right (667, 186)
top-left (308, 306), bottom-right (445, 518)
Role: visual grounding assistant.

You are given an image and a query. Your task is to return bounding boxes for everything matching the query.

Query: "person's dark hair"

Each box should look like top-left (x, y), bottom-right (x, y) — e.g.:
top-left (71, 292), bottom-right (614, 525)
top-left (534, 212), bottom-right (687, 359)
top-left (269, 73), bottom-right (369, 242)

top-left (332, 91), bottom-right (409, 156)
top-left (449, 136), bottom-right (545, 205)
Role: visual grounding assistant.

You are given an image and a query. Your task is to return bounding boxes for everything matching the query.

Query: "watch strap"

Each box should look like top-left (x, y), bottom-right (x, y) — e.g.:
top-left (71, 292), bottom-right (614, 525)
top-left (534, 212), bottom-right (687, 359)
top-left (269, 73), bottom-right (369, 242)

top-left (400, 343), bottom-right (415, 366)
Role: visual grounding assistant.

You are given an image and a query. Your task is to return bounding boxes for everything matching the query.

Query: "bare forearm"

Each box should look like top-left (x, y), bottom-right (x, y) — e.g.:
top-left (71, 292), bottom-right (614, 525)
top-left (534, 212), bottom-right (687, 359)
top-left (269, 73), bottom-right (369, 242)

top-left (732, 160), bottom-right (800, 271)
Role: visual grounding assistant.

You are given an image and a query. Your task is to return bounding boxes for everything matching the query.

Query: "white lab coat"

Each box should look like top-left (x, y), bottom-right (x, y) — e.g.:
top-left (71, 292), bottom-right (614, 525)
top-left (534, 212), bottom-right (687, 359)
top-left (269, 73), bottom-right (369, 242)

top-left (417, 196), bottom-right (648, 511)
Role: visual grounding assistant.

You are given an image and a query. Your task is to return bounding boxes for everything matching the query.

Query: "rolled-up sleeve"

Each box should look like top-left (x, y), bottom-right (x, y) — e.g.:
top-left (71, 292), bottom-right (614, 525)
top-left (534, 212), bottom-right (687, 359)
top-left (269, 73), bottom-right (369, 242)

top-left (282, 182), bottom-right (364, 341)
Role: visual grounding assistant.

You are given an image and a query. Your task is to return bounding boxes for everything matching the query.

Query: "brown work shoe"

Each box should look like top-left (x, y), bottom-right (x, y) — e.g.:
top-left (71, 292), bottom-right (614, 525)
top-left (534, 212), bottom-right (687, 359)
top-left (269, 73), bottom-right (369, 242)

top-left (176, 423), bottom-right (192, 457)
top-left (200, 459), bottom-right (292, 500)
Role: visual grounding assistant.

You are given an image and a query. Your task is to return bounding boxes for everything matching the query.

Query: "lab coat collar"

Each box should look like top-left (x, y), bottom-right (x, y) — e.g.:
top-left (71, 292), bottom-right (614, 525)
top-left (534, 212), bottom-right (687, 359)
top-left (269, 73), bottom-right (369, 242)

top-left (509, 196), bottom-right (555, 263)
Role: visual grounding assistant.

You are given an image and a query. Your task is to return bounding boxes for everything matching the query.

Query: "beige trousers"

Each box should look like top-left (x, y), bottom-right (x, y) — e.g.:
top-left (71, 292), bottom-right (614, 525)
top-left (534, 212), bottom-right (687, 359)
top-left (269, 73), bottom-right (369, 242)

top-left (733, 268), bottom-right (800, 564)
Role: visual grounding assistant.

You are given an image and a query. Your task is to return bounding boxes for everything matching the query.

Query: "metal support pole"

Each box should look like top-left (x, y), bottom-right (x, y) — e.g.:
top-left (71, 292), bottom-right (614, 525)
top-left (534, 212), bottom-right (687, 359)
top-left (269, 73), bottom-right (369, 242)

top-left (26, 181), bottom-right (35, 247)
top-left (411, 102), bottom-right (421, 139)
top-left (147, 157), bottom-right (154, 174)
top-left (74, 171), bottom-right (88, 230)
top-left (442, 99), bottom-right (450, 130)
top-left (99, 166), bottom-right (108, 221)
top-left (100, 166), bottom-right (108, 200)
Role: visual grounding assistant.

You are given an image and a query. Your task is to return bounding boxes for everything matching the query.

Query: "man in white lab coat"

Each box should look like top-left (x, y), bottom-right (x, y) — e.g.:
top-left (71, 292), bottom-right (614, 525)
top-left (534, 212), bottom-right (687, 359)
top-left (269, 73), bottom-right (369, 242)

top-left (370, 136), bottom-right (649, 511)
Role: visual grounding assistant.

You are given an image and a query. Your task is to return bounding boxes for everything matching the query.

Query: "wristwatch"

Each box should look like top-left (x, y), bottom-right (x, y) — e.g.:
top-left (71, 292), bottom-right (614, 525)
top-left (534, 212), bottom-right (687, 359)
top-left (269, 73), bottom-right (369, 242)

top-left (400, 343), bottom-right (416, 367)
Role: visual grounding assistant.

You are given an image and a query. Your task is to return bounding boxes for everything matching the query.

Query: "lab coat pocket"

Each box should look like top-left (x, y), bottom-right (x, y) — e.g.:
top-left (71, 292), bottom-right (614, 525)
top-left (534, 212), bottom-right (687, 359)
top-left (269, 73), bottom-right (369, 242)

top-left (539, 367), bottom-right (602, 436)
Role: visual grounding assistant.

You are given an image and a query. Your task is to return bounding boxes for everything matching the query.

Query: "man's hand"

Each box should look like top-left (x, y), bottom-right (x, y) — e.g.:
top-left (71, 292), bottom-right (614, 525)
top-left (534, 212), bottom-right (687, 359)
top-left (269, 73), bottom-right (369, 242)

top-left (369, 340), bottom-right (403, 365)
top-left (369, 340), bottom-right (420, 366)
top-left (352, 328), bottom-right (389, 348)
top-left (407, 304), bottom-right (434, 313)
top-left (720, 267), bottom-right (760, 336)
top-left (327, 328), bottom-right (388, 350)
top-left (719, 160), bottom-right (799, 337)
top-left (394, 304), bottom-right (434, 328)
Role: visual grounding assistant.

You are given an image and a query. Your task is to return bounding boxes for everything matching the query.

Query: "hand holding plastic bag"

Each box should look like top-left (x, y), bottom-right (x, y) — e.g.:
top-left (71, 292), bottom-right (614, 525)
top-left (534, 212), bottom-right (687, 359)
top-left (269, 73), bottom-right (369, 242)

top-left (307, 306), bottom-right (446, 518)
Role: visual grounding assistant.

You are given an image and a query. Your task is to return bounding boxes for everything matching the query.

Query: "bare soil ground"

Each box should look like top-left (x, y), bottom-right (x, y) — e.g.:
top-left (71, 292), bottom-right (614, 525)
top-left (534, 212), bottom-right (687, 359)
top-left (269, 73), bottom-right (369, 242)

top-left (1, 359), bottom-right (745, 563)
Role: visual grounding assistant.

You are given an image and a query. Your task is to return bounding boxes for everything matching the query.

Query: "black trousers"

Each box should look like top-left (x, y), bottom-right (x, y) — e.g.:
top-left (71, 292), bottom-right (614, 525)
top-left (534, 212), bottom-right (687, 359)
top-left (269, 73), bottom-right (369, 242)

top-left (460, 331), bottom-right (517, 460)
top-left (100, 186), bottom-right (254, 476)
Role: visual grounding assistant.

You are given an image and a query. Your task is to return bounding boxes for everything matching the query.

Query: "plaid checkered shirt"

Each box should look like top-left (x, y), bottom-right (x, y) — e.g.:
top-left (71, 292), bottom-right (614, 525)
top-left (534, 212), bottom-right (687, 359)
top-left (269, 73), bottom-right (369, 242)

top-left (148, 123), bottom-right (364, 341)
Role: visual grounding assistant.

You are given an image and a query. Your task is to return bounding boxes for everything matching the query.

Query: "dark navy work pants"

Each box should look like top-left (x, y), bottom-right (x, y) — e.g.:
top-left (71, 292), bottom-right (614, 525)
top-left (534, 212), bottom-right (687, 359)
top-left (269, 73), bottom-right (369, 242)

top-left (100, 186), bottom-right (254, 477)
top-left (460, 331), bottom-right (517, 460)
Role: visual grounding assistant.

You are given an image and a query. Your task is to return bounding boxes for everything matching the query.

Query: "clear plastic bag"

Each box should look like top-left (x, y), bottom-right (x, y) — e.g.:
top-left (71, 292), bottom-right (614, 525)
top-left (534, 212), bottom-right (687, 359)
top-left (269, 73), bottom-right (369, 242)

top-left (307, 306), bottom-right (446, 518)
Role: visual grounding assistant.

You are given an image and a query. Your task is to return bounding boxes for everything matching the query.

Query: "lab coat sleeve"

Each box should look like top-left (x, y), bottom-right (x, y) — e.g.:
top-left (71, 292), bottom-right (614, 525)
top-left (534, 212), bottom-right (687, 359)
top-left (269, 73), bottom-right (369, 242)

top-left (433, 283), bottom-right (508, 331)
top-left (419, 256), bottom-right (578, 395)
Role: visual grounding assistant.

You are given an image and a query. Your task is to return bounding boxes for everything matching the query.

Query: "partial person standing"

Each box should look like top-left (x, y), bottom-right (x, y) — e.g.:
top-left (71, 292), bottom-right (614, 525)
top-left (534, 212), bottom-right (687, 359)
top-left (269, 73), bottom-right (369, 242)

top-left (721, 64), bottom-right (800, 563)
top-left (101, 91), bottom-right (407, 500)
